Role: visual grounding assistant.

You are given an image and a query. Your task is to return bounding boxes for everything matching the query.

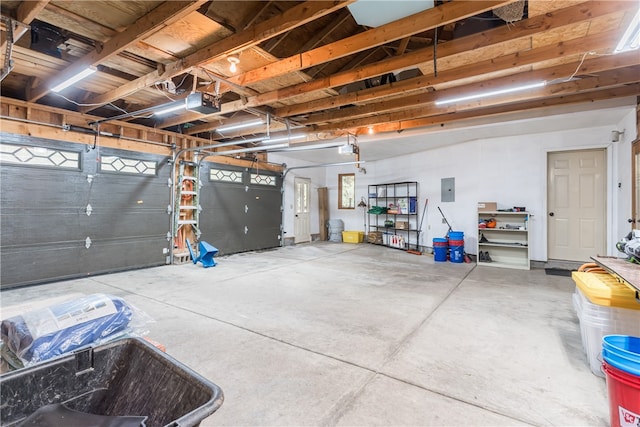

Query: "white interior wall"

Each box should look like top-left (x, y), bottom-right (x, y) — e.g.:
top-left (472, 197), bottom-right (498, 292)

top-left (272, 105), bottom-right (636, 259)
top-left (614, 108), bottom-right (637, 241)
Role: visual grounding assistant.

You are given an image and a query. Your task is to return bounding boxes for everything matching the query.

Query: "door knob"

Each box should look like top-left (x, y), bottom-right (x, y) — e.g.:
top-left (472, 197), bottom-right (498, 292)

top-left (629, 218), bottom-right (635, 223)
top-left (549, 212), bottom-right (554, 216)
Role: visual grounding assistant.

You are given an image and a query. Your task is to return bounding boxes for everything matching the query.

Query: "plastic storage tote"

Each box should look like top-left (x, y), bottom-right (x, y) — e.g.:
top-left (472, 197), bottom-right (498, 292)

top-left (571, 272), bottom-right (640, 377)
top-left (0, 337), bottom-right (224, 426)
top-left (342, 231), bottom-right (364, 243)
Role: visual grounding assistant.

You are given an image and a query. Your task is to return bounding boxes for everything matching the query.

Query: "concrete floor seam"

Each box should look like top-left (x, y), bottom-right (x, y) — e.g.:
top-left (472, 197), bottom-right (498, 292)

top-left (89, 277), bottom-right (382, 374)
top-left (376, 371), bottom-right (539, 426)
top-left (202, 245), bottom-right (361, 284)
top-left (375, 264), bottom-right (477, 369)
top-left (322, 264), bottom-right (542, 426)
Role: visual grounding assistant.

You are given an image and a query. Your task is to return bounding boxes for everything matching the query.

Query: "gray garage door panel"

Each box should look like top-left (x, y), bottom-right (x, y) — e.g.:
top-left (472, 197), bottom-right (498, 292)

top-left (2, 242), bottom-right (86, 286)
top-left (199, 163), bottom-right (282, 255)
top-left (246, 185), bottom-right (282, 250)
top-left (202, 181), bottom-right (248, 255)
top-left (1, 135), bottom-right (171, 288)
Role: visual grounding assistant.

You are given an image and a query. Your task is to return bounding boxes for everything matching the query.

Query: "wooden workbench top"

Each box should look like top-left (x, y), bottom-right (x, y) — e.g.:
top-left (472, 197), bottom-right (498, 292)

top-left (591, 256), bottom-right (640, 293)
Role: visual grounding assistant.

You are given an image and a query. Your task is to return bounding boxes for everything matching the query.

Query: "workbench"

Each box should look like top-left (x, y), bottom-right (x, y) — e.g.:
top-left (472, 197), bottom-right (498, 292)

top-left (591, 256), bottom-right (640, 302)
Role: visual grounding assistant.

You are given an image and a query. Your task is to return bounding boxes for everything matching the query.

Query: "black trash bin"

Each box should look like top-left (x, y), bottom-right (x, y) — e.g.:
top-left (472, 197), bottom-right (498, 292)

top-left (0, 337), bottom-right (224, 426)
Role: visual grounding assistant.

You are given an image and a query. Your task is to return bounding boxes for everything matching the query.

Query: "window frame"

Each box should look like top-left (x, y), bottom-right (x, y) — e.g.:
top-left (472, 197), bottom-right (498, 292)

top-left (338, 173), bottom-right (356, 209)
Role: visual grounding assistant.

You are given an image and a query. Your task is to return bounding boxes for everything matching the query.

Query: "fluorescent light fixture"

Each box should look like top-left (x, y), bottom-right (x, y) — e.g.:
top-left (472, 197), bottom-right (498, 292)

top-left (614, 8), bottom-right (640, 53)
top-left (435, 81), bottom-right (546, 106)
top-left (154, 102), bottom-right (185, 116)
top-left (261, 134), bottom-right (306, 144)
top-left (213, 143), bottom-right (289, 156)
top-left (270, 141), bottom-right (345, 152)
top-left (51, 66), bottom-right (97, 92)
top-left (216, 119), bottom-right (264, 133)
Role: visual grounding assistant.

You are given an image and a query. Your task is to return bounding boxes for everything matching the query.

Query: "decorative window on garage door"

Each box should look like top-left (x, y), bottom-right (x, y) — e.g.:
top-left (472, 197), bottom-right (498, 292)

top-left (0, 143), bottom-right (80, 169)
top-left (100, 155), bottom-right (156, 175)
top-left (210, 168), bottom-right (243, 183)
top-left (250, 173), bottom-right (276, 186)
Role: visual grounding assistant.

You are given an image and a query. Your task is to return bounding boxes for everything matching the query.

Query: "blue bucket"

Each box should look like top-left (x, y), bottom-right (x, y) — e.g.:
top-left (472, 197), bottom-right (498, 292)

top-left (602, 335), bottom-right (640, 376)
top-left (448, 231), bottom-right (464, 240)
top-left (449, 239), bottom-right (464, 263)
top-left (433, 238), bottom-right (448, 262)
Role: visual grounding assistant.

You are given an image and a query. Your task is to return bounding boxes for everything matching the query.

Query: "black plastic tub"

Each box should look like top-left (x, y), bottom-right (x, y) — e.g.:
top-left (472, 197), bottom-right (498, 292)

top-left (0, 337), bottom-right (224, 426)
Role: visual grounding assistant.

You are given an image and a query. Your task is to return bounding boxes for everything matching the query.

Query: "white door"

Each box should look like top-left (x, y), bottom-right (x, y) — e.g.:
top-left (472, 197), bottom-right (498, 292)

top-left (547, 149), bottom-right (606, 261)
top-left (294, 177), bottom-right (311, 243)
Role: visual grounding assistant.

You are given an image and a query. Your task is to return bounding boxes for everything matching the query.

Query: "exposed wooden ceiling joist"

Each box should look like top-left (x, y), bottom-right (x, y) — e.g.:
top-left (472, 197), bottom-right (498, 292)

top-left (229, 0), bottom-right (517, 87)
top-left (27, 0), bottom-right (208, 102)
top-left (1, 0), bottom-right (638, 148)
top-left (276, 30), bottom-right (625, 119)
top-left (79, 1), bottom-right (354, 112)
top-left (301, 52), bottom-right (640, 126)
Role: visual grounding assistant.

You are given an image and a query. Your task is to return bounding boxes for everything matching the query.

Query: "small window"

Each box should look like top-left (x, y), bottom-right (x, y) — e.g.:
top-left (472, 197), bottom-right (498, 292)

top-left (338, 173), bottom-right (355, 209)
top-left (210, 168), bottom-right (243, 183)
top-left (0, 143), bottom-right (80, 170)
top-left (100, 155), bottom-right (156, 175)
top-left (251, 173), bottom-right (276, 186)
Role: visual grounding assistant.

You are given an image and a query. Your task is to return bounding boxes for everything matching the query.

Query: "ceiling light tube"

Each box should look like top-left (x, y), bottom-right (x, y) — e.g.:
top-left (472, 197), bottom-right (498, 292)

top-left (614, 8), bottom-right (640, 53)
top-left (216, 119), bottom-right (264, 133)
top-left (154, 102), bottom-right (186, 116)
top-left (51, 66), bottom-right (97, 92)
top-left (435, 81), bottom-right (546, 106)
top-left (261, 134), bottom-right (306, 144)
top-left (211, 143), bottom-right (289, 156)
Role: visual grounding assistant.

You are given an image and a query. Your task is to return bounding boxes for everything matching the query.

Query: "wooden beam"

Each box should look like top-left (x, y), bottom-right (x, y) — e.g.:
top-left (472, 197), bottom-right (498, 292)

top-left (82, 1), bottom-right (353, 110)
top-left (362, 84), bottom-right (640, 135)
top-left (245, 1), bottom-right (635, 108)
top-left (28, 1), bottom-right (206, 102)
top-left (396, 37), bottom-right (411, 56)
top-left (276, 29), bottom-right (622, 118)
top-left (16, 0), bottom-right (49, 24)
top-left (302, 53), bottom-right (640, 125)
top-left (313, 83), bottom-right (640, 134)
top-left (0, 1), bottom-right (48, 61)
top-left (230, 0), bottom-right (516, 87)
top-left (297, 9), bottom-right (352, 54)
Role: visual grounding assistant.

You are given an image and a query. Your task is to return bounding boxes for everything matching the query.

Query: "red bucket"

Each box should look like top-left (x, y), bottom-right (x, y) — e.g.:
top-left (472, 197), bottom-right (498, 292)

top-left (603, 361), bottom-right (640, 427)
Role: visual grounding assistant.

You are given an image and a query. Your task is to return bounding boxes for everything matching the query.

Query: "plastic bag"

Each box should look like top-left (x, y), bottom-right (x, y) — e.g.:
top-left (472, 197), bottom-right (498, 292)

top-left (0, 294), bottom-right (152, 366)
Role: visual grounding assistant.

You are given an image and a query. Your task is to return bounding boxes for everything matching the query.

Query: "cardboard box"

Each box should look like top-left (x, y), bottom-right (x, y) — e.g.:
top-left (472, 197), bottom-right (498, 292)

top-left (396, 221), bottom-right (409, 230)
top-left (478, 202), bottom-right (497, 212)
top-left (368, 231), bottom-right (383, 244)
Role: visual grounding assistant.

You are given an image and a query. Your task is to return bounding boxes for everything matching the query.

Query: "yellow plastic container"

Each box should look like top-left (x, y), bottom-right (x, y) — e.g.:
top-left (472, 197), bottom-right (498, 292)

top-left (571, 271), bottom-right (640, 310)
top-left (342, 231), bottom-right (364, 243)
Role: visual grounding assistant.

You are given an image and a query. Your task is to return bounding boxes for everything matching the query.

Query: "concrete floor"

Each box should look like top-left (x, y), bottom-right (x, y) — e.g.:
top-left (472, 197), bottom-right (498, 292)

top-left (1, 242), bottom-right (609, 426)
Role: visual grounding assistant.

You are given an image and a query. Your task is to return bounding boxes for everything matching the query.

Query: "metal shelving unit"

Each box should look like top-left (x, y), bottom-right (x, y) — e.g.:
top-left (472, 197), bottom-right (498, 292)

top-left (367, 181), bottom-right (418, 250)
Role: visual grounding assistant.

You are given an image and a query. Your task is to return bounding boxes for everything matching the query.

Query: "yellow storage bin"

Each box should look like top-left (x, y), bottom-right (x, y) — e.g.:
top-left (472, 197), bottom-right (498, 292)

top-left (342, 231), bottom-right (364, 243)
top-left (571, 271), bottom-right (640, 310)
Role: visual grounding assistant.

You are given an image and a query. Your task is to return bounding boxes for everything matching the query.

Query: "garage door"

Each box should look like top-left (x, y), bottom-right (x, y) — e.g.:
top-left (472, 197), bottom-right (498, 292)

top-left (199, 162), bottom-right (282, 255)
top-left (0, 134), bottom-right (171, 288)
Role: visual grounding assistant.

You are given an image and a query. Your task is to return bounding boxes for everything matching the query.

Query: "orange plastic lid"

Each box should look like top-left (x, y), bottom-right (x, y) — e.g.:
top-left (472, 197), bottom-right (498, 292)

top-left (572, 271), bottom-right (640, 310)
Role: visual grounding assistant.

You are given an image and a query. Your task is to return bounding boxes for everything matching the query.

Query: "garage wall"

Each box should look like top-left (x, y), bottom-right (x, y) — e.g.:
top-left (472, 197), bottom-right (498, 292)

top-left (322, 120), bottom-right (633, 261)
top-left (271, 105), bottom-right (636, 262)
top-left (0, 134), bottom-right (172, 288)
